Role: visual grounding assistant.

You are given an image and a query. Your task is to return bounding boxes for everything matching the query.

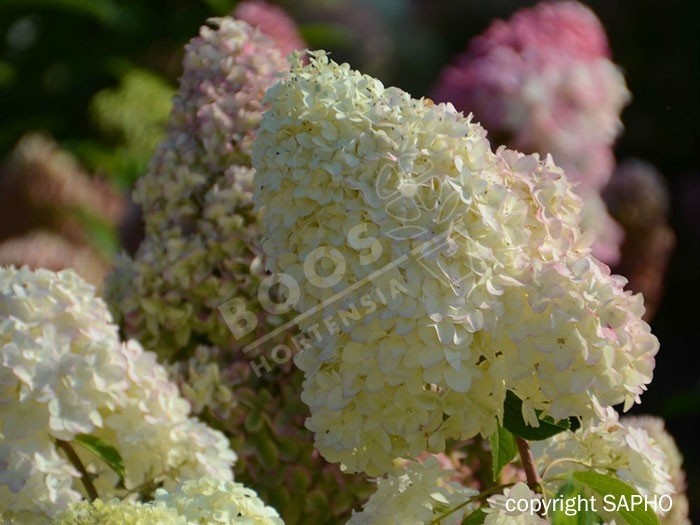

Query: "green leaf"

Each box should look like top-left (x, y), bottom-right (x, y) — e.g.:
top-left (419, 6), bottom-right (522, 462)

top-left (461, 508), bottom-right (487, 525)
top-left (256, 435), bottom-right (280, 470)
top-left (244, 409), bottom-right (265, 433)
top-left (74, 434), bottom-right (125, 482)
top-left (503, 391), bottom-right (571, 440)
top-left (550, 478), bottom-right (603, 525)
top-left (572, 471), bottom-right (661, 525)
top-left (489, 425), bottom-right (518, 481)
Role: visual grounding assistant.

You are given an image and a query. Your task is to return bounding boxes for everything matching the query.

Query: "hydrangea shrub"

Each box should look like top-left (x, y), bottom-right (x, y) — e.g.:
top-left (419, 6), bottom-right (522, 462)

top-left (1, 4), bottom-right (690, 525)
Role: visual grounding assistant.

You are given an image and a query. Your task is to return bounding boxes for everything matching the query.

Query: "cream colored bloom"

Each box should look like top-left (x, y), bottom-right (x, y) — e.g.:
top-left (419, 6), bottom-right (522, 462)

top-left (484, 482), bottom-right (548, 524)
top-left (154, 477), bottom-right (283, 524)
top-left (0, 267), bottom-right (235, 522)
top-left (169, 346), bottom-right (235, 418)
top-left (253, 52), bottom-right (658, 474)
top-left (533, 409), bottom-right (674, 518)
top-left (622, 416), bottom-right (690, 525)
top-left (54, 477), bottom-right (282, 524)
top-left (347, 456), bottom-right (477, 524)
top-left (54, 498), bottom-right (184, 525)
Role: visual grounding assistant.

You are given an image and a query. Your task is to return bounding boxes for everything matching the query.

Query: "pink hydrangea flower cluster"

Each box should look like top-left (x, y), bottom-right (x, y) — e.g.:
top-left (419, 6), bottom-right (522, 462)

top-left (431, 1), bottom-right (629, 264)
top-left (234, 0), bottom-right (306, 59)
top-left (108, 18), bottom-right (290, 354)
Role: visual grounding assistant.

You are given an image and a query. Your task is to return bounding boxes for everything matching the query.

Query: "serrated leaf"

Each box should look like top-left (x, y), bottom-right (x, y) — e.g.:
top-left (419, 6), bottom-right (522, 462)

top-left (74, 434), bottom-right (125, 481)
top-left (550, 478), bottom-right (603, 525)
top-left (503, 391), bottom-right (571, 440)
top-left (489, 425), bottom-right (518, 481)
top-left (461, 508), bottom-right (487, 524)
top-left (572, 471), bottom-right (661, 525)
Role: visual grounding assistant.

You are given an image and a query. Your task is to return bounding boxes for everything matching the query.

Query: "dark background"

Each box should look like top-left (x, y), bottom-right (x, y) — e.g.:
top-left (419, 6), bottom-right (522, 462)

top-left (1, 0), bottom-right (698, 519)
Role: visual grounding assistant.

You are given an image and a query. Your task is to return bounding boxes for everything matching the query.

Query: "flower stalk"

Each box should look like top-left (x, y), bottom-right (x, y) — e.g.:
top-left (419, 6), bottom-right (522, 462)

top-left (55, 439), bottom-right (99, 502)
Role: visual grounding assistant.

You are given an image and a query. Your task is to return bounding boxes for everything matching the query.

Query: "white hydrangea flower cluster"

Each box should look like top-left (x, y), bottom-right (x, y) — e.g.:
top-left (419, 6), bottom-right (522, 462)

top-left (347, 456), bottom-right (477, 524)
top-left (53, 498), bottom-right (184, 525)
top-left (252, 52), bottom-right (658, 474)
top-left (107, 17), bottom-right (290, 356)
top-left (621, 416), bottom-right (690, 525)
top-left (153, 477), bottom-right (284, 524)
top-left (483, 482), bottom-right (548, 525)
top-left (533, 409), bottom-right (674, 506)
top-left (54, 477), bottom-right (283, 525)
top-left (486, 255), bottom-right (657, 422)
top-left (0, 266), bottom-right (235, 523)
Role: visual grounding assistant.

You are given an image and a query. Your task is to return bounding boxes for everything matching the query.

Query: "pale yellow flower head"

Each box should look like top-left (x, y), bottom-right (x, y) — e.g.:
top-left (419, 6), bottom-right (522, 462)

top-left (347, 456), bottom-right (477, 524)
top-left (253, 52), bottom-right (658, 474)
top-left (533, 408), bottom-right (675, 520)
top-left (55, 477), bottom-right (283, 524)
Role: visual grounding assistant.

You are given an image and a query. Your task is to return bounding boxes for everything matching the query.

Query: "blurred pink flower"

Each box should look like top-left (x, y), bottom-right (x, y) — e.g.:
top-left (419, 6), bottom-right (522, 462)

top-left (234, 0), bottom-right (305, 58)
top-left (431, 1), bottom-right (629, 264)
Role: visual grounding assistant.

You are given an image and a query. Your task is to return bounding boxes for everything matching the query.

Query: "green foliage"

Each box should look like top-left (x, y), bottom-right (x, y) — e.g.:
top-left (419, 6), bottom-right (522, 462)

top-left (221, 369), bottom-right (372, 524)
top-left (74, 434), bottom-right (125, 483)
top-left (572, 471), bottom-right (661, 525)
top-left (0, 0), bottom-right (214, 166)
top-left (488, 425), bottom-right (517, 481)
top-left (550, 478), bottom-right (603, 525)
top-left (502, 391), bottom-right (572, 441)
top-left (461, 507), bottom-right (487, 524)
top-left (85, 69), bottom-right (174, 187)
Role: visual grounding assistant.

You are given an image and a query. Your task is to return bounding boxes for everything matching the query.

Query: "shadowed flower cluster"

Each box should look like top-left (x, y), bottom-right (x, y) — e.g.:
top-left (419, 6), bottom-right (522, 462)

top-left (107, 16), bottom-right (289, 356)
top-left (0, 134), bottom-right (123, 285)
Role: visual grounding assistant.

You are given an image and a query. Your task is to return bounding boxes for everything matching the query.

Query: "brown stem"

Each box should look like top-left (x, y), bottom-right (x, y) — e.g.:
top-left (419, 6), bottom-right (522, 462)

top-left (516, 435), bottom-right (542, 491)
top-left (55, 439), bottom-right (99, 501)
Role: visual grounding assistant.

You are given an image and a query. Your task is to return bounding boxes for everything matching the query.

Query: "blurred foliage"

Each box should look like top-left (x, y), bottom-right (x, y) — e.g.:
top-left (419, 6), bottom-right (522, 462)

top-left (0, 0), bottom-right (237, 172)
top-left (81, 69), bottom-right (175, 188)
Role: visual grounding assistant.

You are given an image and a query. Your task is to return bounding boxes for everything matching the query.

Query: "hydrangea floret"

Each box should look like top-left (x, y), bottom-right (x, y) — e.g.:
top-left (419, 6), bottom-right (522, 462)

top-left (483, 482), bottom-right (548, 525)
top-left (252, 51), bottom-right (658, 475)
top-left (234, 0), bottom-right (306, 58)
